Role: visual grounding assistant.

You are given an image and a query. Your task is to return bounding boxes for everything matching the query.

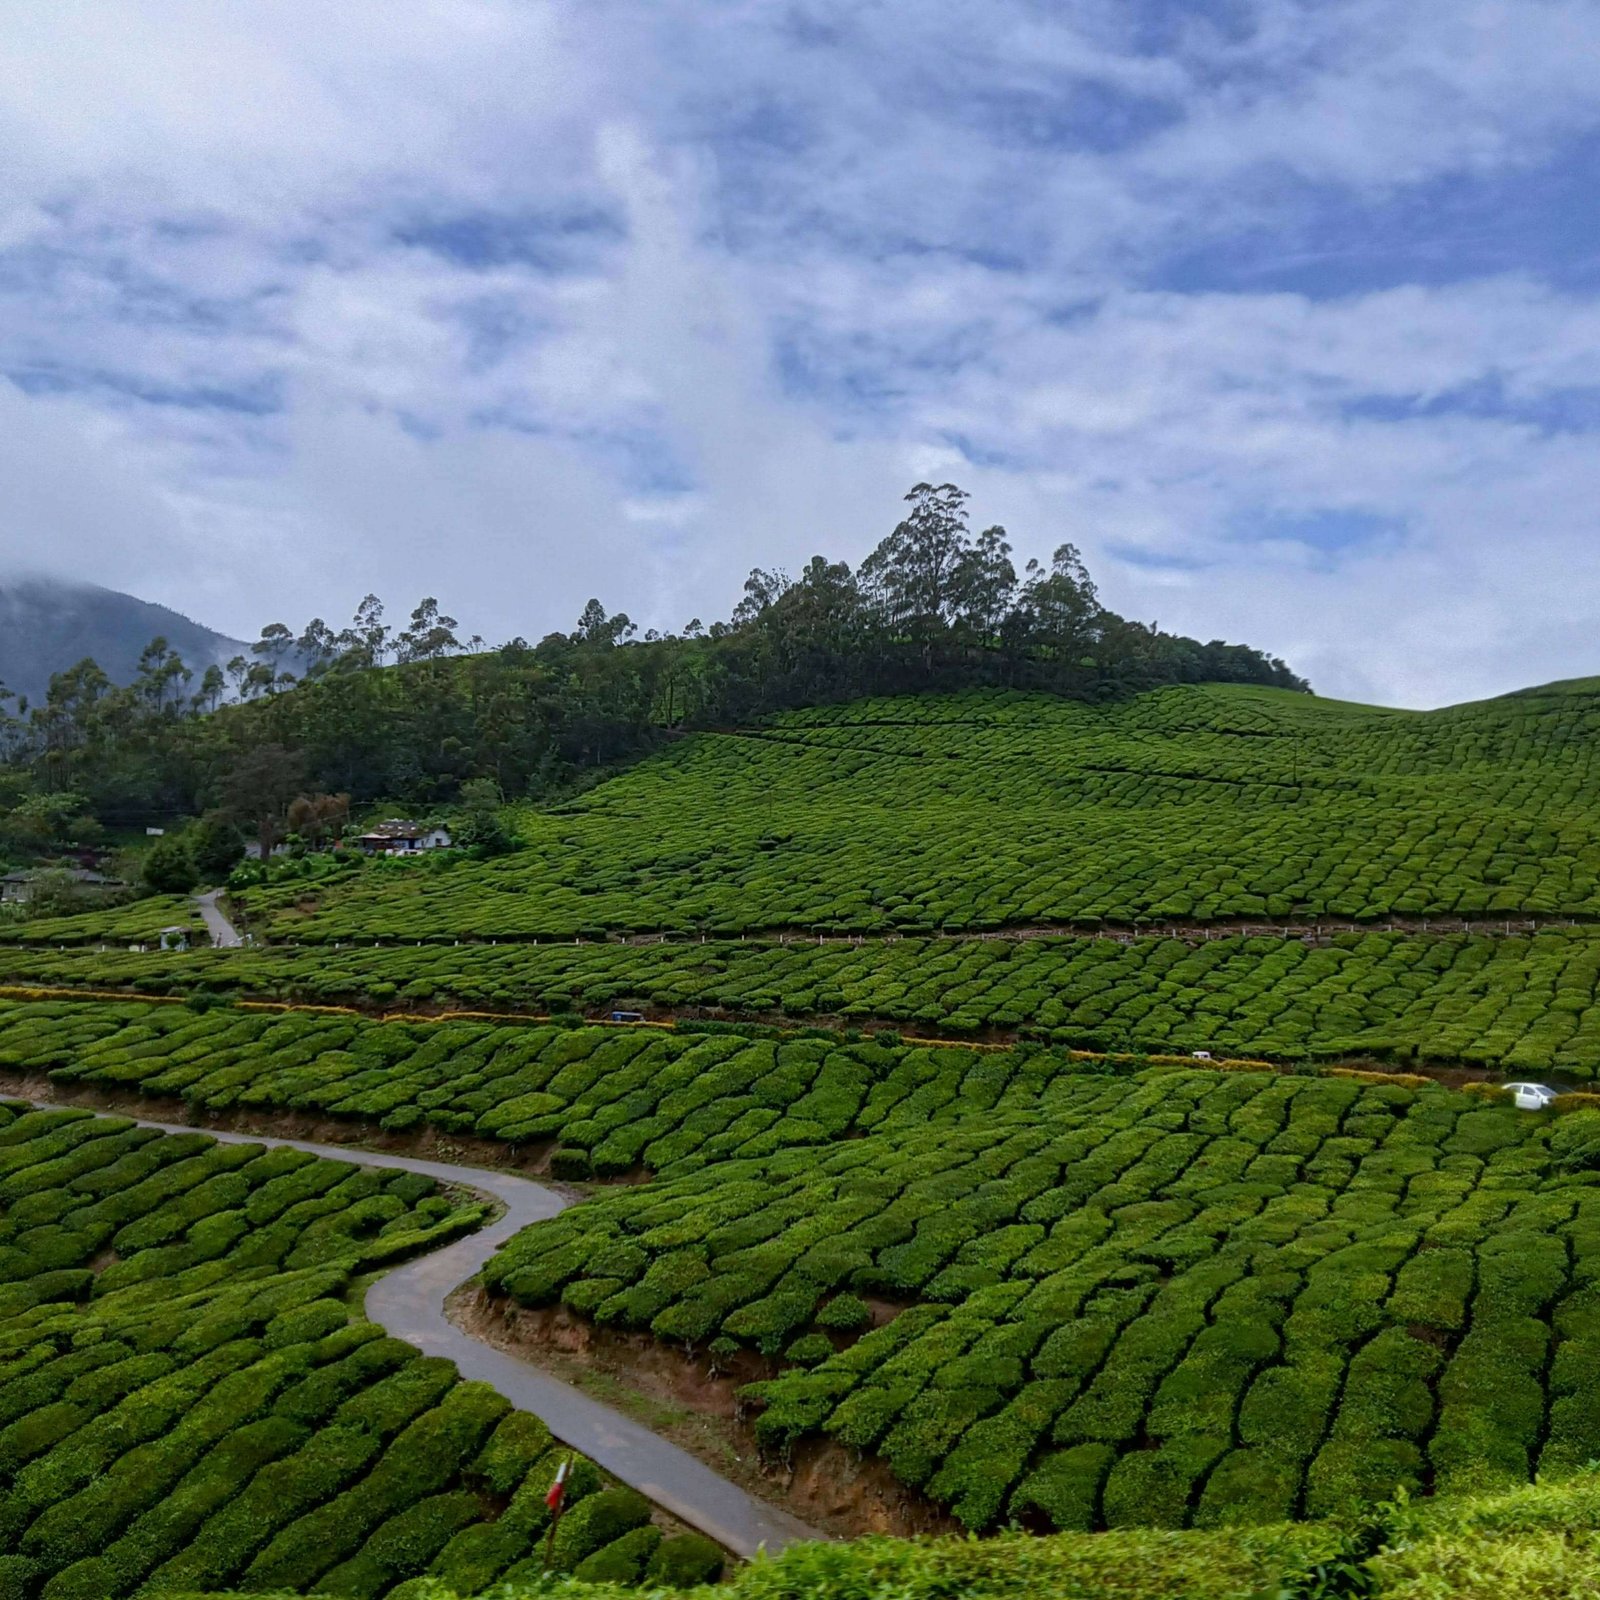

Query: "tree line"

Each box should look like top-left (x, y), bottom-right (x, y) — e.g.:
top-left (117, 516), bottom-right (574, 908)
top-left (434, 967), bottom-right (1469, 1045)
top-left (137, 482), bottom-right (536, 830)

top-left (0, 484), bottom-right (1305, 852)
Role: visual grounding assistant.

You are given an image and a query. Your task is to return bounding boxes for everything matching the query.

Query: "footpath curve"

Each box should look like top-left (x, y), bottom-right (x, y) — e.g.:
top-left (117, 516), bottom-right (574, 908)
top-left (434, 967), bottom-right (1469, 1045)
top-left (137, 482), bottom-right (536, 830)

top-left (195, 889), bottom-right (244, 948)
top-left (33, 1103), bottom-right (824, 1561)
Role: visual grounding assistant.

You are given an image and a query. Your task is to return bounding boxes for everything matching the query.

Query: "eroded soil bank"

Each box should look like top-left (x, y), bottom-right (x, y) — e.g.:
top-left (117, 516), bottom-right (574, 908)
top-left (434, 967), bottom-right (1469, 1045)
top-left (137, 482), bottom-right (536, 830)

top-left (455, 1287), bottom-right (958, 1543)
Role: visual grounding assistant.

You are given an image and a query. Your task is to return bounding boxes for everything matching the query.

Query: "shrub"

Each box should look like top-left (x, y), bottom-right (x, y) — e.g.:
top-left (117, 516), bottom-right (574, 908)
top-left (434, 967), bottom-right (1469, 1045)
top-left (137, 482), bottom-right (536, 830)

top-left (142, 839), bottom-right (199, 896)
top-left (816, 1292), bottom-right (872, 1332)
top-left (785, 1333), bottom-right (835, 1367)
top-left (574, 1524), bottom-right (663, 1583)
top-left (548, 1488), bottom-right (654, 1571)
top-left (645, 1531), bottom-right (726, 1586)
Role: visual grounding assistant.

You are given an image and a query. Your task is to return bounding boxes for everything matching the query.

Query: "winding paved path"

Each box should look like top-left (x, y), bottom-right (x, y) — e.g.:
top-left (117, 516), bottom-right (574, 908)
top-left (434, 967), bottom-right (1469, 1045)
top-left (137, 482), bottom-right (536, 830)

top-left (35, 1104), bottom-right (823, 1560)
top-left (195, 890), bottom-right (244, 948)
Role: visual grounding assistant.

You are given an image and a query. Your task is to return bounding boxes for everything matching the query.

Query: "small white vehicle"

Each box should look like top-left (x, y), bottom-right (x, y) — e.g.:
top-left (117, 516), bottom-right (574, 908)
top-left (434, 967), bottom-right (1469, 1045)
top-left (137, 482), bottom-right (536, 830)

top-left (1504, 1081), bottom-right (1560, 1111)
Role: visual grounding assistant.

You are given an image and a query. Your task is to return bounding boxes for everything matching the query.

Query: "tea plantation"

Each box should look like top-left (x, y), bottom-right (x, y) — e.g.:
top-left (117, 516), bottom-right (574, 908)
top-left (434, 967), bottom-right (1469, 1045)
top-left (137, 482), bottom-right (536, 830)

top-left (241, 680), bottom-right (1600, 942)
top-left (0, 895), bottom-right (201, 949)
top-left (484, 1066), bottom-right (1600, 1535)
top-left (9, 993), bottom-right (1599, 1545)
top-left (13, 921), bottom-right (1600, 1073)
top-left (193, 1471), bottom-right (1600, 1599)
top-left (0, 1100), bottom-right (716, 1598)
top-left (11, 676), bottom-right (1600, 1600)
top-left (0, 997), bottom-right (1124, 1177)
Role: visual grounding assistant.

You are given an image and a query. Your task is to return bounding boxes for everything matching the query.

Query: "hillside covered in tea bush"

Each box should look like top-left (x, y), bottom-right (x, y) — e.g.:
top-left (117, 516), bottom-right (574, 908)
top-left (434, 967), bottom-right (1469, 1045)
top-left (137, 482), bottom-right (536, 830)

top-left (9, 921), bottom-right (1600, 1074)
top-left (9, 673), bottom-right (1600, 1600)
top-left (6, 994), bottom-right (1600, 1557)
top-left (0, 998), bottom-right (1135, 1178)
top-left (484, 1063), bottom-right (1600, 1536)
top-left (0, 1100), bottom-right (722, 1598)
top-left (238, 679), bottom-right (1600, 944)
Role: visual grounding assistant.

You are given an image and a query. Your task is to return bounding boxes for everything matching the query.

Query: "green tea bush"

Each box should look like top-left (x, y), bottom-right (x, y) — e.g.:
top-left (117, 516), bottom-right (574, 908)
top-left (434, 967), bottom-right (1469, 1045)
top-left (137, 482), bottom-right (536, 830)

top-left (483, 1067), bottom-right (1600, 1535)
top-left (21, 920), bottom-right (1600, 1075)
top-left (0, 999), bottom-right (1131, 1178)
top-left (0, 1101), bottom-right (674, 1595)
top-left (645, 1531), bottom-right (727, 1586)
top-left (227, 682), bottom-right (1600, 943)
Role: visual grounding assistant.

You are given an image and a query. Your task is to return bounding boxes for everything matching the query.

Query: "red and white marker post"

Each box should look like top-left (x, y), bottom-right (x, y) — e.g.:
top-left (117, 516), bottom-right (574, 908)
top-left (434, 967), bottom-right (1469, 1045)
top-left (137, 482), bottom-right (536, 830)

top-left (542, 1455), bottom-right (573, 1568)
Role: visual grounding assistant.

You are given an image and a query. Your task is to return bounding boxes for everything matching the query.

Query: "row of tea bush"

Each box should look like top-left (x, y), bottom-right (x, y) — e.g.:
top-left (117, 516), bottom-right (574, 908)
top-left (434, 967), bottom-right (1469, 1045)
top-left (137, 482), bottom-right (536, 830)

top-left (484, 1067), bottom-right (1600, 1534)
top-left (12, 923), bottom-right (1600, 1073)
top-left (0, 1103), bottom-right (721, 1597)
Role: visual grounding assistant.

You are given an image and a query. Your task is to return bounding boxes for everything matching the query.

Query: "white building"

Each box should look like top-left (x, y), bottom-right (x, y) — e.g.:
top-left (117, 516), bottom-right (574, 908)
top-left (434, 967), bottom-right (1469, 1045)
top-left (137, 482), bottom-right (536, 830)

top-left (353, 819), bottom-right (453, 854)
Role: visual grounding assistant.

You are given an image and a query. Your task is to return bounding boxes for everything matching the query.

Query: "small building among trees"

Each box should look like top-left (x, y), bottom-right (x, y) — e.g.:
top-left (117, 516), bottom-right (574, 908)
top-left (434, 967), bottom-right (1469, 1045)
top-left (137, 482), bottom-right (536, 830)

top-left (352, 820), bottom-right (452, 855)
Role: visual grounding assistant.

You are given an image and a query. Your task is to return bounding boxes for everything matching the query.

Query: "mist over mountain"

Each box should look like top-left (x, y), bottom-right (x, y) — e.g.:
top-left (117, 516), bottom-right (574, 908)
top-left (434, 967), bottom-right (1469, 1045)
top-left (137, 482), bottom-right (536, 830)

top-left (0, 577), bottom-right (245, 707)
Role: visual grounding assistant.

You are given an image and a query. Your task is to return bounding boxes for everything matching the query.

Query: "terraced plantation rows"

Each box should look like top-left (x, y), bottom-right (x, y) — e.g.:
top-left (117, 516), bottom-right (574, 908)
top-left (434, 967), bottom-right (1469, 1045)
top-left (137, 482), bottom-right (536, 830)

top-left (14, 922), bottom-right (1600, 1074)
top-left (0, 999), bottom-right (1118, 1179)
top-left (484, 1068), bottom-right (1600, 1535)
top-left (241, 682), bottom-right (1600, 943)
top-left (0, 895), bottom-right (202, 950)
top-left (9, 994), bottom-right (1600, 1544)
top-left (11, 675), bottom-right (1600, 1596)
top-left (0, 1101), bottom-right (720, 1598)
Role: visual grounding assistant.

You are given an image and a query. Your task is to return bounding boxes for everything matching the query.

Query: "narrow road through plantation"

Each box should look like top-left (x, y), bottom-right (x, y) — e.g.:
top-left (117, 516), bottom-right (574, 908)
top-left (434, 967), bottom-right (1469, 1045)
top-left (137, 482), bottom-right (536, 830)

top-left (30, 1102), bottom-right (824, 1560)
top-left (195, 889), bottom-right (244, 948)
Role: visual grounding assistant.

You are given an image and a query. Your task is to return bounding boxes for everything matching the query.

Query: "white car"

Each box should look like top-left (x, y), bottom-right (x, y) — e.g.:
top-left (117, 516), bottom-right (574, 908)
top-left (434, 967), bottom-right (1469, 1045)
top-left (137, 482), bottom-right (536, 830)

top-left (1504, 1081), bottom-right (1560, 1111)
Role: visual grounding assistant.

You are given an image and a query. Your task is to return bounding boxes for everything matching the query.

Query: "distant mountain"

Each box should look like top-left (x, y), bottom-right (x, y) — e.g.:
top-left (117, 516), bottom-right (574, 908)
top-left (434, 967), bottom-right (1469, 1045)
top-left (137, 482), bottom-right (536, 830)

top-left (0, 578), bottom-right (246, 707)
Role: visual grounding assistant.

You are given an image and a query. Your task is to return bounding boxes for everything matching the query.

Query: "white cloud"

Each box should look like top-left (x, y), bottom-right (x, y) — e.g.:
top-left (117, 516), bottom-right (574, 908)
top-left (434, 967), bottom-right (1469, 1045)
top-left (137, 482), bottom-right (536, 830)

top-left (3, 0), bottom-right (1600, 706)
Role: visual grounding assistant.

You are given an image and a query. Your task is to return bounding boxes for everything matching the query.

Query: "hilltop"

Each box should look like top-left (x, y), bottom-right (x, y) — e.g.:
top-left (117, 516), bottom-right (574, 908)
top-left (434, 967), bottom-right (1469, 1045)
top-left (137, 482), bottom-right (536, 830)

top-left (0, 576), bottom-right (244, 706)
top-left (0, 483), bottom-right (1303, 823)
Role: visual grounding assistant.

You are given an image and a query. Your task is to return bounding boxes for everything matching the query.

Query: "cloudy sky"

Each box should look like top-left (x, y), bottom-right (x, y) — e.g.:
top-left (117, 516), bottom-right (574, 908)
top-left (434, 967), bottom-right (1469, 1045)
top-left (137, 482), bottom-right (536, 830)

top-left (4, 1), bottom-right (1600, 706)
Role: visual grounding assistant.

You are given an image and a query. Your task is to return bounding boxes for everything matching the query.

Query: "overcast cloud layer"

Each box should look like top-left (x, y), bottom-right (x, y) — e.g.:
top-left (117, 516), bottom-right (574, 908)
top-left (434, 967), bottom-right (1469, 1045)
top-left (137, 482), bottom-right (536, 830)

top-left (4, 1), bottom-right (1600, 706)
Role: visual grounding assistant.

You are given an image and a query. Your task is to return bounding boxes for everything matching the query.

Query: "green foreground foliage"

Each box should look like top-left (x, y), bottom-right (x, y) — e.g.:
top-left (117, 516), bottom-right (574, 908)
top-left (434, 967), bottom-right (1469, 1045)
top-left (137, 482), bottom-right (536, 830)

top-left (190, 1471), bottom-right (1600, 1599)
top-left (0, 1102), bottom-right (712, 1598)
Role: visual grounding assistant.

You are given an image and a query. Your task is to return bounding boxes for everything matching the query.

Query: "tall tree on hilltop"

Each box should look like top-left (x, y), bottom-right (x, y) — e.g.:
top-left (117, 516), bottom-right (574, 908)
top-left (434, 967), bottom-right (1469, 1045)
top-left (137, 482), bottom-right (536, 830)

top-left (134, 637), bottom-right (192, 717)
top-left (251, 623), bottom-right (296, 688)
top-left (1016, 543), bottom-right (1102, 664)
top-left (396, 597), bottom-right (462, 663)
top-left (338, 595), bottom-right (391, 669)
top-left (572, 599), bottom-right (635, 648)
top-left (953, 525), bottom-right (1017, 646)
top-left (296, 617), bottom-right (339, 677)
top-left (860, 482), bottom-right (973, 669)
top-left (194, 663), bottom-right (226, 715)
